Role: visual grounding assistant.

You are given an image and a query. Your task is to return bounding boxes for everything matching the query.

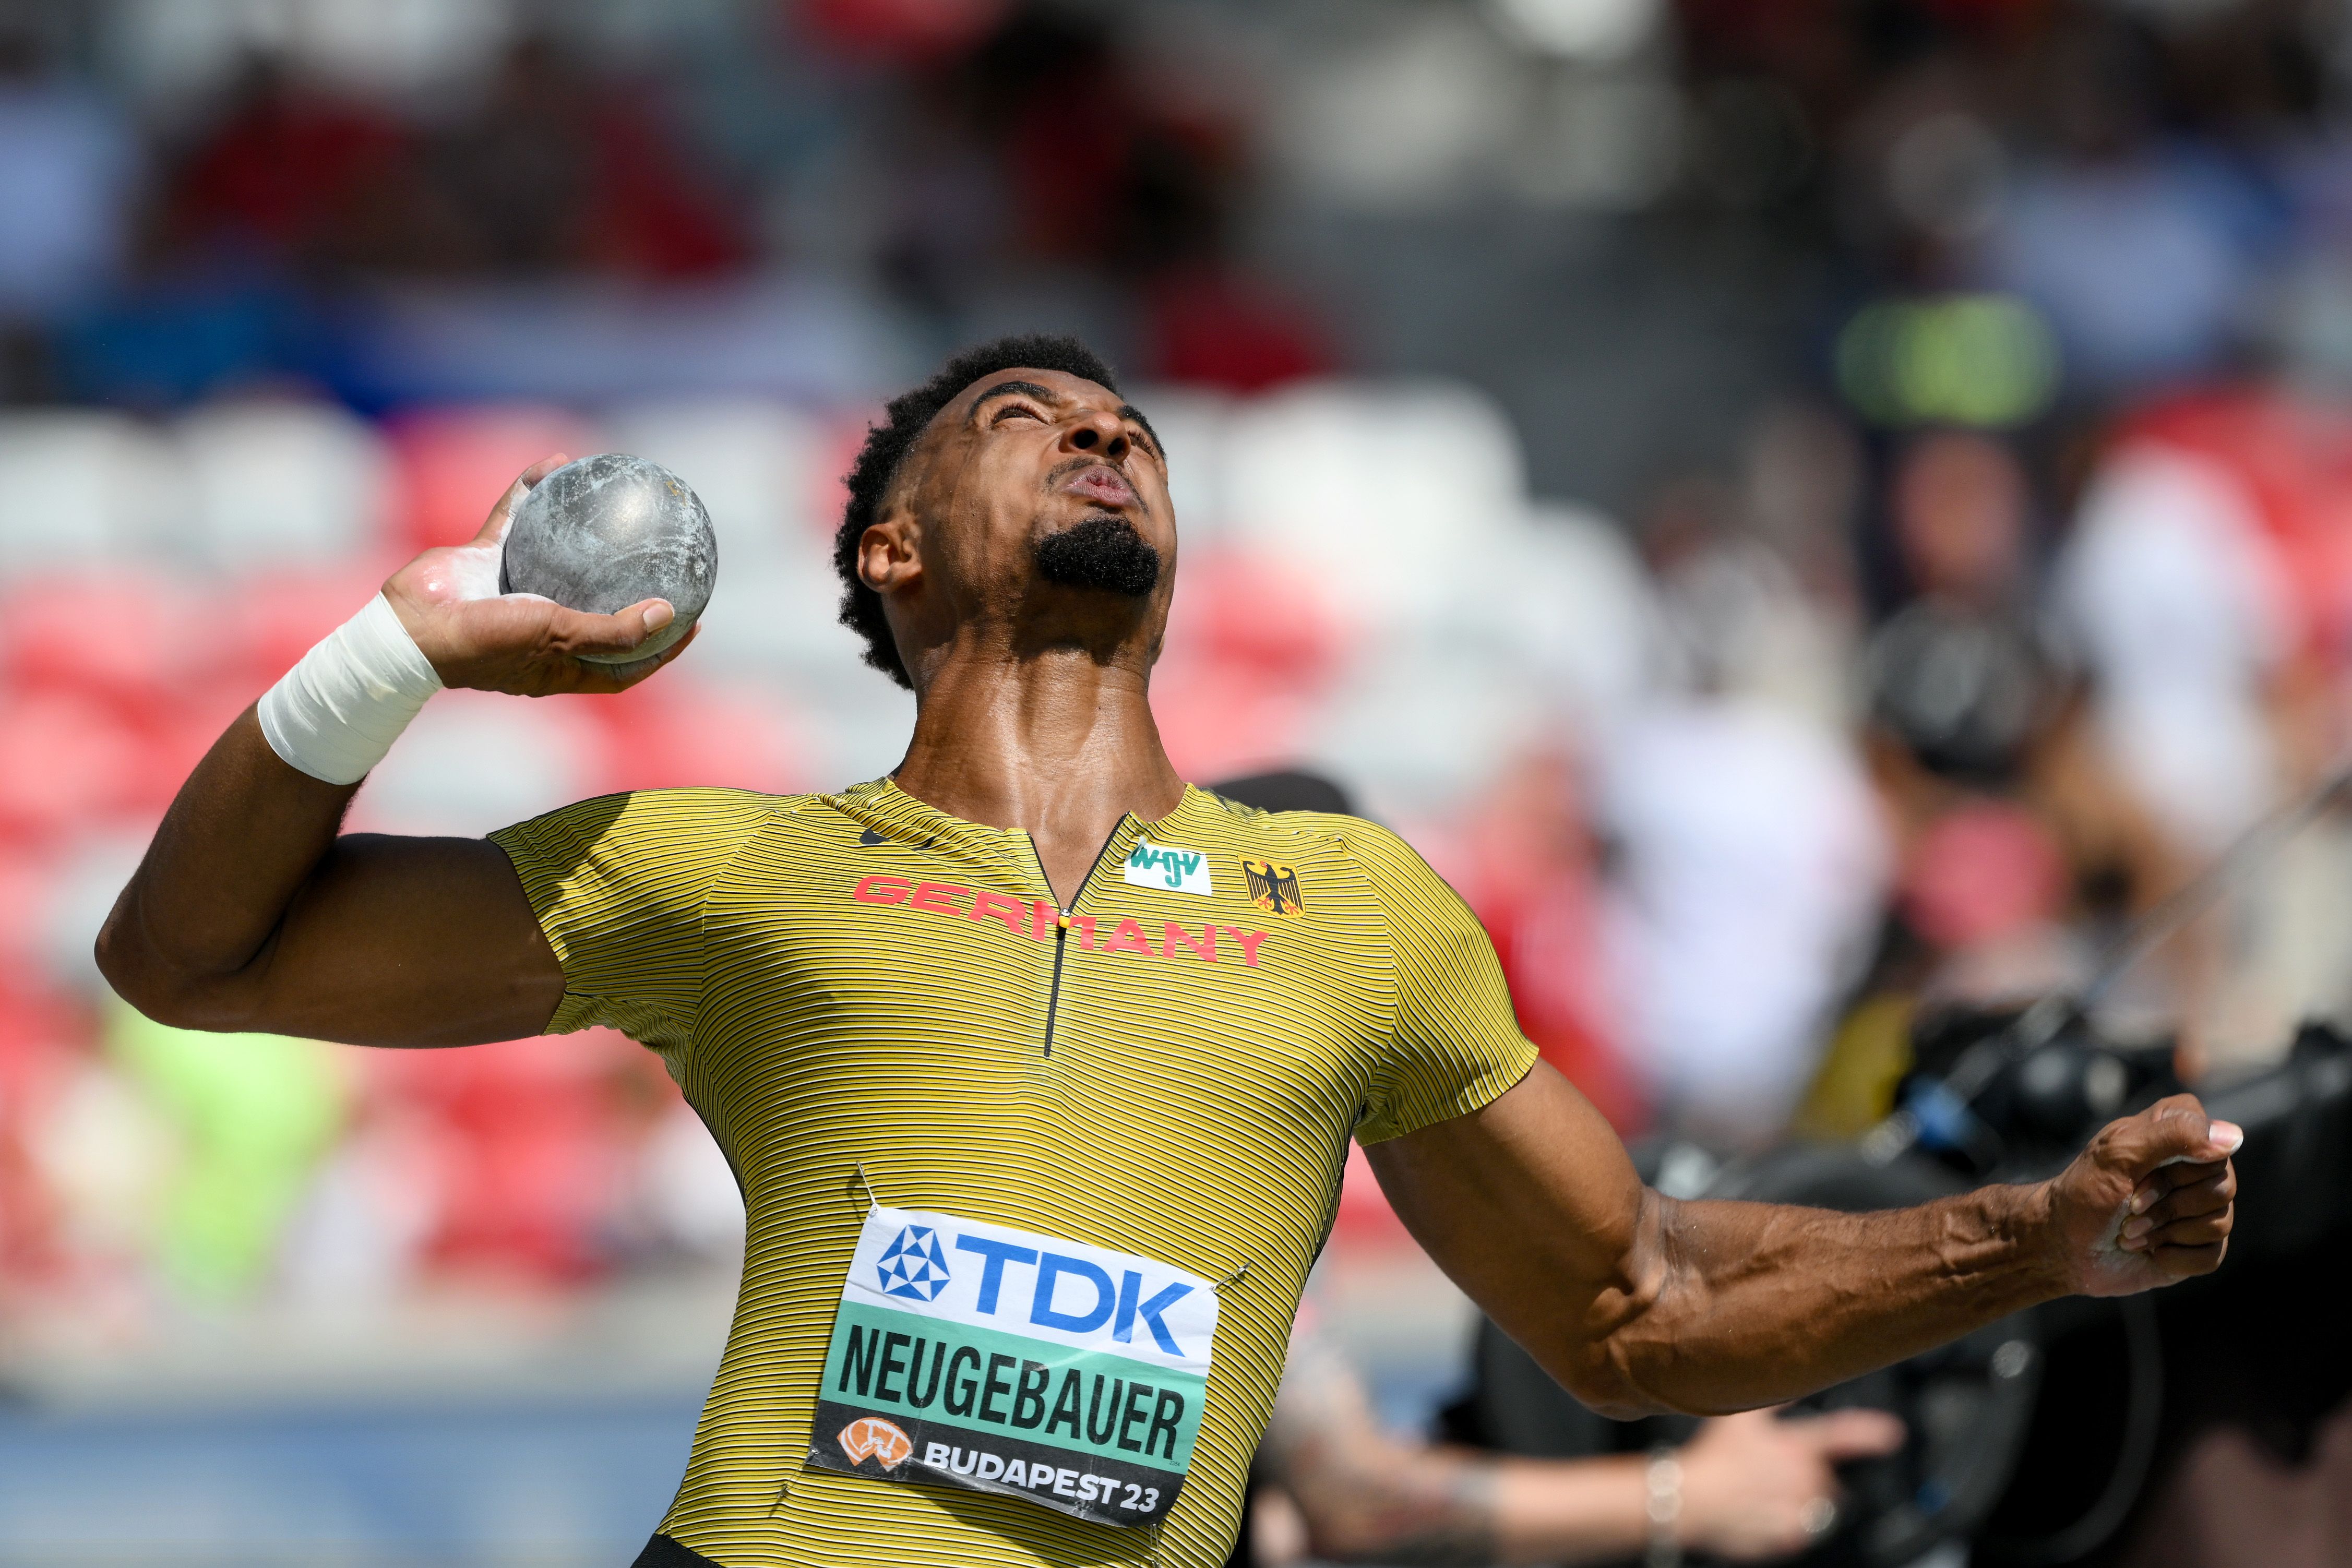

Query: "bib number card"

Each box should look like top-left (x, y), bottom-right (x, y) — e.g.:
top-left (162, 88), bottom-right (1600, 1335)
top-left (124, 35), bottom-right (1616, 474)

top-left (806, 1205), bottom-right (1219, 1528)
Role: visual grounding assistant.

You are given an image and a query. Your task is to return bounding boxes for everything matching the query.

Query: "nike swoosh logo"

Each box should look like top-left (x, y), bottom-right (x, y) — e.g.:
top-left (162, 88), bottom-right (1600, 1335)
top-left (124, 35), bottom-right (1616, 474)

top-left (857, 829), bottom-right (938, 850)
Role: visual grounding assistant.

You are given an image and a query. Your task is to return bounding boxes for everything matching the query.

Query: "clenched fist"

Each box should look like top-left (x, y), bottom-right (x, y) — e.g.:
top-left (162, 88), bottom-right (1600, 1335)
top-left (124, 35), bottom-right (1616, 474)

top-left (2044, 1093), bottom-right (2241, 1296)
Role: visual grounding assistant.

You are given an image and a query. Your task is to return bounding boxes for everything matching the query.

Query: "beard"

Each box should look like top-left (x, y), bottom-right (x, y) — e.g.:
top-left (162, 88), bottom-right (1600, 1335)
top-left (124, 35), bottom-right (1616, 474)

top-left (1032, 513), bottom-right (1162, 598)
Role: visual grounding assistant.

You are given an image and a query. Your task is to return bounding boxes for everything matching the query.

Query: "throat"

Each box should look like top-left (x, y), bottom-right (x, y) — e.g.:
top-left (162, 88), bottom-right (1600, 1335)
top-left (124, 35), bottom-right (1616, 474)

top-left (891, 652), bottom-right (1187, 887)
top-left (1032, 823), bottom-right (1128, 911)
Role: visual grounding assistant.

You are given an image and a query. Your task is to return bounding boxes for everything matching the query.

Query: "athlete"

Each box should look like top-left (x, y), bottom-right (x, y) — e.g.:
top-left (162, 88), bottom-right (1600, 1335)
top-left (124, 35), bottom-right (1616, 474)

top-left (97, 334), bottom-right (2240, 1568)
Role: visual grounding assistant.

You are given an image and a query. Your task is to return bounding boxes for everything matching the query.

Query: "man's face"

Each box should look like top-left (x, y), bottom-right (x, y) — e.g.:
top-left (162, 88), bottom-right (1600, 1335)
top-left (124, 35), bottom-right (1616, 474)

top-left (860, 367), bottom-right (1178, 684)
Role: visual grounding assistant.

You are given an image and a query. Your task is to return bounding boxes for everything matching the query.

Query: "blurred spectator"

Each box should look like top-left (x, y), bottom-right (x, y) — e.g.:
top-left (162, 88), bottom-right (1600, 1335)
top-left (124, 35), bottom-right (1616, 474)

top-left (102, 1001), bottom-right (345, 1301)
top-left (427, 35), bottom-right (745, 280)
top-left (1599, 692), bottom-right (1888, 1150)
top-left (1983, 19), bottom-right (2287, 394)
top-left (1645, 433), bottom-right (1857, 737)
top-left (2056, 388), bottom-right (2352, 1064)
top-left (1595, 455), bottom-right (1887, 1149)
top-left (151, 52), bottom-right (429, 280)
top-left (0, 22), bottom-right (137, 400)
top-left (0, 24), bottom-right (137, 323)
top-left (1240, 1322), bottom-right (1902, 1565)
top-left (151, 39), bottom-right (745, 286)
top-left (1454, 749), bottom-right (1644, 1132)
top-left (1803, 432), bottom-right (2194, 1132)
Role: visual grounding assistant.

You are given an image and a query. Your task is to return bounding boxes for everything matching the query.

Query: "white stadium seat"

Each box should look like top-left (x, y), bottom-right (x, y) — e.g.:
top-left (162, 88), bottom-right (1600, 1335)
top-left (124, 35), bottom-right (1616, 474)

top-left (351, 688), bottom-right (606, 840)
top-left (0, 411), bottom-right (181, 577)
top-left (176, 399), bottom-right (392, 571)
top-left (1219, 379), bottom-right (1526, 626)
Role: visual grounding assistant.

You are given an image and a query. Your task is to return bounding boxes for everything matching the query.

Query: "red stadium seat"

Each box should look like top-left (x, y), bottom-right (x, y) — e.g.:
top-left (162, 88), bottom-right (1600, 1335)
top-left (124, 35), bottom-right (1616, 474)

top-left (0, 573), bottom-right (204, 713)
top-left (590, 676), bottom-right (804, 796)
top-left (355, 1030), bottom-right (658, 1284)
top-left (0, 690), bottom-right (152, 841)
top-left (383, 405), bottom-right (599, 556)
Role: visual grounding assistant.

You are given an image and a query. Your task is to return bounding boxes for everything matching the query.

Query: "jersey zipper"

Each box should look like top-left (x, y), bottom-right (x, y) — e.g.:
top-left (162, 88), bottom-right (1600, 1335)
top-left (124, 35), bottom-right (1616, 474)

top-left (1036, 824), bottom-right (1128, 1058)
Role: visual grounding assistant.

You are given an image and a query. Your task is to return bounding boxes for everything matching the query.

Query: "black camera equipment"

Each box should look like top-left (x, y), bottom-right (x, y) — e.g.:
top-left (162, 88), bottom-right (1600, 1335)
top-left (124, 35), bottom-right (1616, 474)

top-left (1446, 763), bottom-right (2352, 1565)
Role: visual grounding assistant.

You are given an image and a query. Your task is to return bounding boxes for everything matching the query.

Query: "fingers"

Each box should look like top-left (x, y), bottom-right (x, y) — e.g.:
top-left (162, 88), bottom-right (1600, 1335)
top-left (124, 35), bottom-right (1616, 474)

top-left (2124, 1200), bottom-right (2233, 1250)
top-left (471, 452), bottom-right (573, 546)
top-left (2126, 1166), bottom-right (2235, 1229)
top-left (1794, 1407), bottom-right (1905, 1461)
top-left (2103, 1095), bottom-right (2243, 1178)
top-left (545, 599), bottom-right (675, 661)
top-left (564, 624), bottom-right (699, 694)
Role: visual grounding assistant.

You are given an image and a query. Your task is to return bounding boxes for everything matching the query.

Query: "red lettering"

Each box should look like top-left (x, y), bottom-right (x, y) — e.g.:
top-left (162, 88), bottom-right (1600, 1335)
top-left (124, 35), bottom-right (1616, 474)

top-left (1101, 918), bottom-right (1157, 956)
top-left (969, 891), bottom-right (1028, 936)
top-left (1220, 927), bottom-right (1268, 967)
top-left (854, 875), bottom-right (912, 904)
top-left (1030, 902), bottom-right (1057, 941)
top-left (1068, 914), bottom-right (1099, 949)
top-left (1164, 923), bottom-right (1216, 963)
top-left (910, 882), bottom-right (970, 916)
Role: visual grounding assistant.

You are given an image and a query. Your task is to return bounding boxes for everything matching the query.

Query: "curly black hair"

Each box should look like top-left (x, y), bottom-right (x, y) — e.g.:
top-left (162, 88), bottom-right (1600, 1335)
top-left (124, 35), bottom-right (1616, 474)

top-left (834, 333), bottom-right (1121, 688)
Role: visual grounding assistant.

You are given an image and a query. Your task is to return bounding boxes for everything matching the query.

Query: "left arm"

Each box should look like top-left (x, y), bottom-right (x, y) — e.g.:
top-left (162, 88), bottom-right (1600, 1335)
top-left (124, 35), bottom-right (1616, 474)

top-left (1365, 1062), bottom-right (2238, 1418)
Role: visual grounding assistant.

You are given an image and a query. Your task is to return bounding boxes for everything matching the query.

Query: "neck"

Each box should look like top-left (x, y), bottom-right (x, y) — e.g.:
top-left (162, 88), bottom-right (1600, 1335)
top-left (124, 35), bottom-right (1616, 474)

top-left (891, 642), bottom-right (1186, 891)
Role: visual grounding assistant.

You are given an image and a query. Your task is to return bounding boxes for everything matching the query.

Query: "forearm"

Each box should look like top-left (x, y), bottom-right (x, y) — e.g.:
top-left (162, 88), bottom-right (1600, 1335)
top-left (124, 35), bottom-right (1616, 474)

top-left (98, 709), bottom-right (359, 1021)
top-left (1489, 1453), bottom-right (1651, 1564)
top-left (1595, 1183), bottom-right (2062, 1415)
top-left (1287, 1438), bottom-right (1650, 1565)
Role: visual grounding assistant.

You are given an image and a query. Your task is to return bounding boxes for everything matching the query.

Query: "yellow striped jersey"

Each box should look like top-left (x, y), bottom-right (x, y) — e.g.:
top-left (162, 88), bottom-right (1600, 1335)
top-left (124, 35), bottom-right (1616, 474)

top-left (490, 777), bottom-right (1537, 1567)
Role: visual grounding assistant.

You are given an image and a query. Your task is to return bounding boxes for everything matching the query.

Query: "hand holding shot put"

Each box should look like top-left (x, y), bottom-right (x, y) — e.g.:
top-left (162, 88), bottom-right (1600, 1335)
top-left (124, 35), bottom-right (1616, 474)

top-left (384, 451), bottom-right (706, 697)
top-left (94, 335), bottom-right (2241, 1568)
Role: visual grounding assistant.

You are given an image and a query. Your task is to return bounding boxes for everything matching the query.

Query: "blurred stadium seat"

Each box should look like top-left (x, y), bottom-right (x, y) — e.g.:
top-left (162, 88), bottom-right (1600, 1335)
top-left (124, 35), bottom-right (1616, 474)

top-left (351, 688), bottom-right (607, 840)
top-left (1220, 380), bottom-right (1526, 627)
top-left (0, 412), bottom-right (182, 574)
top-left (383, 404), bottom-right (600, 555)
top-left (176, 399), bottom-right (393, 573)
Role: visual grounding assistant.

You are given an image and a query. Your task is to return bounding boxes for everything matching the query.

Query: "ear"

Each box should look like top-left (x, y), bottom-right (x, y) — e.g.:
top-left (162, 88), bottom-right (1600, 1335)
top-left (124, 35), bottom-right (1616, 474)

top-left (856, 509), bottom-right (923, 595)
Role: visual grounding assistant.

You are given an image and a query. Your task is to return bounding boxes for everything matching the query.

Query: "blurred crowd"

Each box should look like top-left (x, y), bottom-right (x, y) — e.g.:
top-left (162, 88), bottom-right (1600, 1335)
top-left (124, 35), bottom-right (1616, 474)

top-left (2, 0), bottom-right (2352, 1385)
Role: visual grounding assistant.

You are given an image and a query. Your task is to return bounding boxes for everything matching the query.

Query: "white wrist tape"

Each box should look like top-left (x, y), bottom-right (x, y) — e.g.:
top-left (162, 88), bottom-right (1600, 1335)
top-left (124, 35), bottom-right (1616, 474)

top-left (257, 593), bottom-right (443, 785)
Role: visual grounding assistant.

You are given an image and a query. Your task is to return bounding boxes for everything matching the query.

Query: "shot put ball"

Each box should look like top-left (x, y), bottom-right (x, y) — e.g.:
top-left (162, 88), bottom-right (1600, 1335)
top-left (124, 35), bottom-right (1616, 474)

top-left (498, 453), bottom-right (717, 665)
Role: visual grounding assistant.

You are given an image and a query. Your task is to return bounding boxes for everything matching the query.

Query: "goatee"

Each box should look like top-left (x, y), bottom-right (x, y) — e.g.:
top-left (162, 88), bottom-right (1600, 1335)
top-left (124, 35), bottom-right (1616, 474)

top-left (1033, 514), bottom-right (1162, 597)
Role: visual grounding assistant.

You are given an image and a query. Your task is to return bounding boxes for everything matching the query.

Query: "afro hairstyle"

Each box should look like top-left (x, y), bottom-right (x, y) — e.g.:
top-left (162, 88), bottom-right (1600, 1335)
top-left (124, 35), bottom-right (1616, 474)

top-left (833, 333), bottom-right (1121, 688)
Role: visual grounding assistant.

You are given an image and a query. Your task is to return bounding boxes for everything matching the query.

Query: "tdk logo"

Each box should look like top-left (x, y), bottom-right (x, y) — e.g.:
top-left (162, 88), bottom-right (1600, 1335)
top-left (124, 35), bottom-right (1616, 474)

top-left (877, 1225), bottom-right (951, 1302)
top-left (954, 1235), bottom-right (1195, 1356)
top-left (847, 1206), bottom-right (1221, 1377)
top-left (1123, 841), bottom-right (1211, 896)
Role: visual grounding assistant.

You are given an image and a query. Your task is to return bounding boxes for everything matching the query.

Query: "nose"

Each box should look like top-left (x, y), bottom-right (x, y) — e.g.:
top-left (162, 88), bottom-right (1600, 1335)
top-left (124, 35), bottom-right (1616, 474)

top-left (1064, 409), bottom-right (1129, 463)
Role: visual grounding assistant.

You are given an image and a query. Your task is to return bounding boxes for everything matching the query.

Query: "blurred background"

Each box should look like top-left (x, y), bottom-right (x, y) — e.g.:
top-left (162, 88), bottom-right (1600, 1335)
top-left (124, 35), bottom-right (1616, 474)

top-left (1, 0), bottom-right (2350, 1562)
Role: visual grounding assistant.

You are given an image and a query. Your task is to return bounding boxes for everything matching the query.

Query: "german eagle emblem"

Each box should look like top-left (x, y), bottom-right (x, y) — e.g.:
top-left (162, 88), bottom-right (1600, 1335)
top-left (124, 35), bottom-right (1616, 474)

top-left (1241, 858), bottom-right (1306, 918)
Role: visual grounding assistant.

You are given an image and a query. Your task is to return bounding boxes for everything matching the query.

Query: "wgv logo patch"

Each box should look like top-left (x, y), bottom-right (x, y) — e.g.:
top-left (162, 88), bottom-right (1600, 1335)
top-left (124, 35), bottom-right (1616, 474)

top-left (1123, 841), bottom-right (1211, 896)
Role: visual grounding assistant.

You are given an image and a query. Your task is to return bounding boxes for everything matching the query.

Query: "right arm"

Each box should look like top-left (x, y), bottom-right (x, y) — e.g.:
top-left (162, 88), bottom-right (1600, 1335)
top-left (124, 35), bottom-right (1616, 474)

top-left (94, 457), bottom-right (689, 1047)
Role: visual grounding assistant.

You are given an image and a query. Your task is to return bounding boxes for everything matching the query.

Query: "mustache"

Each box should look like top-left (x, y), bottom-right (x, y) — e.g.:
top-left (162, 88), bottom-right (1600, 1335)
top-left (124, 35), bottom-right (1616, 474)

top-left (1032, 514), bottom-right (1162, 598)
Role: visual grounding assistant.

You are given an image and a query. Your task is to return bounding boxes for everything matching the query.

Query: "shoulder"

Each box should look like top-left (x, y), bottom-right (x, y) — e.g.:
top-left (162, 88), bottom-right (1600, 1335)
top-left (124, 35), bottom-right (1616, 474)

top-left (491, 787), bottom-right (809, 861)
top-left (1188, 791), bottom-right (1472, 947)
top-left (1192, 791), bottom-right (1436, 885)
